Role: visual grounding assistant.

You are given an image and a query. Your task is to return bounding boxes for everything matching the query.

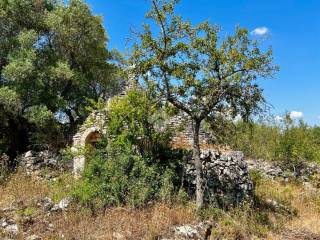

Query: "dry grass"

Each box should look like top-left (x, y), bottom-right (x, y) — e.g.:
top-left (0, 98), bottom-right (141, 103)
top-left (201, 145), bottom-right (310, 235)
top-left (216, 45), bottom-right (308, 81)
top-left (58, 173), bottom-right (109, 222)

top-left (0, 171), bottom-right (50, 208)
top-left (43, 203), bottom-right (196, 240)
top-left (207, 179), bottom-right (320, 240)
top-left (287, 187), bottom-right (320, 235)
top-left (256, 179), bottom-right (320, 237)
top-left (0, 172), bottom-right (197, 239)
top-left (1, 172), bottom-right (320, 240)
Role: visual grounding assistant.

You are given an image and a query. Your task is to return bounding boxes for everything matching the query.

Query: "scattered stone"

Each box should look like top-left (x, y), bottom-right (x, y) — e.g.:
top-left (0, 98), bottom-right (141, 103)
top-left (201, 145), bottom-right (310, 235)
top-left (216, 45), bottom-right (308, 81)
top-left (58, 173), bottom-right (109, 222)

top-left (112, 232), bottom-right (125, 240)
top-left (25, 235), bottom-right (42, 240)
top-left (1, 219), bottom-right (19, 237)
top-left (24, 151), bottom-right (33, 158)
top-left (38, 197), bottom-right (54, 211)
top-left (159, 221), bottom-right (212, 240)
top-left (246, 158), bottom-right (320, 182)
top-left (17, 150), bottom-right (69, 177)
top-left (51, 197), bottom-right (71, 212)
top-left (48, 223), bottom-right (55, 231)
top-left (265, 198), bottom-right (292, 214)
top-left (0, 206), bottom-right (17, 213)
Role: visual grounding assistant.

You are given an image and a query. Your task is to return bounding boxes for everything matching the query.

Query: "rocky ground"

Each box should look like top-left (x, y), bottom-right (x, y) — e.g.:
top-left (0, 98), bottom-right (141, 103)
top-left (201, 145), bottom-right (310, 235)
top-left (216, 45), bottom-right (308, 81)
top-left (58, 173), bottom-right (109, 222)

top-left (1, 151), bottom-right (320, 239)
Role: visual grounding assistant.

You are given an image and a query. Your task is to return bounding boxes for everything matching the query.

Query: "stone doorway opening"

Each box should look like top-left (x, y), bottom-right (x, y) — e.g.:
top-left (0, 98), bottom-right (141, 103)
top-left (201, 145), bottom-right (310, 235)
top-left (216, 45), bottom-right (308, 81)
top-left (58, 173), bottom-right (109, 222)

top-left (84, 131), bottom-right (102, 147)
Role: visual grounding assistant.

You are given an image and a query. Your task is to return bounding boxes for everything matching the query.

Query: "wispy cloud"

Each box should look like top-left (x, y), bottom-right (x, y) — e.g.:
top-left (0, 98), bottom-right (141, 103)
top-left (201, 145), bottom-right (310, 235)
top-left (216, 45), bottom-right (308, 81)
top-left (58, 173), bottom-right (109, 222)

top-left (251, 27), bottom-right (269, 36)
top-left (290, 111), bottom-right (303, 119)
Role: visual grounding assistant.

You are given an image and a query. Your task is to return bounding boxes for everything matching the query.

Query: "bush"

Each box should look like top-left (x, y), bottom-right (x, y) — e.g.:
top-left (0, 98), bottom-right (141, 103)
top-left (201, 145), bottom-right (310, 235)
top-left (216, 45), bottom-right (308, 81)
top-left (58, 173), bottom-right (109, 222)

top-left (227, 120), bottom-right (280, 161)
top-left (73, 148), bottom-right (159, 208)
top-left (72, 90), bottom-right (183, 209)
top-left (276, 116), bottom-right (320, 166)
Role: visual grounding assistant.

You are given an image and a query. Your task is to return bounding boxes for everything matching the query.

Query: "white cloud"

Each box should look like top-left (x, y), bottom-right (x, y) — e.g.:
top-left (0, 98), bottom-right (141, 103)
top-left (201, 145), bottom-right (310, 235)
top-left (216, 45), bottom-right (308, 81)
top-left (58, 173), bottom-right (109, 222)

top-left (251, 27), bottom-right (269, 36)
top-left (290, 111), bottom-right (303, 120)
top-left (317, 116), bottom-right (320, 120)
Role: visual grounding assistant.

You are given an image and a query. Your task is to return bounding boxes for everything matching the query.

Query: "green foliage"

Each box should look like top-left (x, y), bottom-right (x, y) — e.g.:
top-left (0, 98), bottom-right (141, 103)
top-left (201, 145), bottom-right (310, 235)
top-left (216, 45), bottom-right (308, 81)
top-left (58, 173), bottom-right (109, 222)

top-left (276, 115), bottom-right (320, 165)
top-left (131, 0), bottom-right (278, 207)
top-left (72, 90), bottom-right (183, 209)
top-left (0, 0), bottom-right (121, 155)
top-left (0, 87), bottom-right (22, 154)
top-left (73, 146), bottom-right (155, 207)
top-left (228, 120), bottom-right (281, 161)
top-left (0, 87), bottom-right (21, 120)
top-left (23, 105), bottom-right (62, 147)
top-left (107, 90), bottom-right (174, 161)
top-left (131, 0), bottom-right (278, 123)
top-left (227, 115), bottom-right (320, 166)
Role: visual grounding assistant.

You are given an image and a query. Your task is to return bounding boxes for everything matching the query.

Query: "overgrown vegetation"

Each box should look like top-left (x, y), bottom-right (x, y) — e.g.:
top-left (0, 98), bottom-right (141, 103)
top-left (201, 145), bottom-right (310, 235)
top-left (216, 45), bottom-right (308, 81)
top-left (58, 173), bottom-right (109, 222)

top-left (0, 0), bottom-right (319, 239)
top-left (226, 114), bottom-right (320, 165)
top-left (131, 0), bottom-right (278, 208)
top-left (1, 170), bottom-right (320, 239)
top-left (72, 90), bottom-right (185, 209)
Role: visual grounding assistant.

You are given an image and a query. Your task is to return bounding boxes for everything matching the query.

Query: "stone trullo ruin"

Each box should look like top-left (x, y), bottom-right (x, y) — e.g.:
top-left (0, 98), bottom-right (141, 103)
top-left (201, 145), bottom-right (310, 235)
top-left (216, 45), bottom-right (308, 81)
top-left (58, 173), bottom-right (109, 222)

top-left (71, 72), bottom-right (253, 205)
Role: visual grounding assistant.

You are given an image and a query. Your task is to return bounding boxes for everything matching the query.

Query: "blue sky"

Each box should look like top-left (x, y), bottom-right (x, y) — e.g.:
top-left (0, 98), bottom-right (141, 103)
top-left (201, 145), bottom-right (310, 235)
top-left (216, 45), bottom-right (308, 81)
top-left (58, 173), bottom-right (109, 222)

top-left (85, 0), bottom-right (320, 125)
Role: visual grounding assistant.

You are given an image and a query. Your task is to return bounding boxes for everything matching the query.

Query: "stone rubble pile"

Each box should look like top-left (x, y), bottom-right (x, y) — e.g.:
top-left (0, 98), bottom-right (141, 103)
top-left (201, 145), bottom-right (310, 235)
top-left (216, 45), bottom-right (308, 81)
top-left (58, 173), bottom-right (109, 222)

top-left (36, 196), bottom-right (71, 213)
top-left (184, 151), bottom-right (253, 206)
top-left (1, 218), bottom-right (19, 238)
top-left (18, 150), bottom-right (68, 177)
top-left (246, 158), bottom-right (320, 181)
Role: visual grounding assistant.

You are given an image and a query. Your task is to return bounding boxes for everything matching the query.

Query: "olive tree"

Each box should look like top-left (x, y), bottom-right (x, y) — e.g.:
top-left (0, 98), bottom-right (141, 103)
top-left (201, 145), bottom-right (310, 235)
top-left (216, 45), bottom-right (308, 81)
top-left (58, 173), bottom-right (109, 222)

top-left (131, 0), bottom-right (278, 208)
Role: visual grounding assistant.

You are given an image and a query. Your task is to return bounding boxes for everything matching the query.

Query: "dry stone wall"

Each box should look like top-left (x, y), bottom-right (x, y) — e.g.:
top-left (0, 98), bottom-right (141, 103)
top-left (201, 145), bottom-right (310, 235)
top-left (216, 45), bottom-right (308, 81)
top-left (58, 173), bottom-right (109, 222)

top-left (184, 150), bottom-right (253, 206)
top-left (165, 112), bottom-right (212, 149)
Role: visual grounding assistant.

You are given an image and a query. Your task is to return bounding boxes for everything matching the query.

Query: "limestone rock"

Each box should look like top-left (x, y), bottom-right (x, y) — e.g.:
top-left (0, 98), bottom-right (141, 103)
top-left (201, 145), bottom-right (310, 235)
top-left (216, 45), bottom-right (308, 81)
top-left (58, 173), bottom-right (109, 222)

top-left (18, 150), bottom-right (69, 177)
top-left (159, 221), bottom-right (212, 240)
top-left (246, 158), bottom-right (320, 181)
top-left (38, 197), bottom-right (54, 211)
top-left (1, 218), bottom-right (19, 237)
top-left (51, 197), bottom-right (71, 212)
top-left (26, 235), bottom-right (42, 240)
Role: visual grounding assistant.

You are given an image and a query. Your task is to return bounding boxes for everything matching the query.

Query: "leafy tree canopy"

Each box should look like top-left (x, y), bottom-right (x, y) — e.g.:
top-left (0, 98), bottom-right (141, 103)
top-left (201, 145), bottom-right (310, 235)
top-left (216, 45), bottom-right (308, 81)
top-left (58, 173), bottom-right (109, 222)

top-left (1, 0), bottom-right (121, 126)
top-left (131, 0), bottom-right (279, 208)
top-left (0, 0), bottom-right (122, 155)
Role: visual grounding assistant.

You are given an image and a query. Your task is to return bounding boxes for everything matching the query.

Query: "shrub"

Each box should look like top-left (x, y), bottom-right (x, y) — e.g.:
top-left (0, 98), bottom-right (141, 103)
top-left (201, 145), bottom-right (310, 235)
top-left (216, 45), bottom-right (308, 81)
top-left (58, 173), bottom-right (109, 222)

top-left (72, 147), bottom-right (160, 208)
top-left (276, 116), bottom-right (320, 166)
top-left (72, 90), bottom-right (183, 209)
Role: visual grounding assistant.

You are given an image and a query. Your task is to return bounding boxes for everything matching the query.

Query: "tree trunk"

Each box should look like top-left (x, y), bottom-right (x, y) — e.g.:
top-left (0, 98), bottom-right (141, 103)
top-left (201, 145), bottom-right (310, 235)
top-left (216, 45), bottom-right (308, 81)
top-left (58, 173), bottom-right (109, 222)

top-left (192, 118), bottom-right (204, 209)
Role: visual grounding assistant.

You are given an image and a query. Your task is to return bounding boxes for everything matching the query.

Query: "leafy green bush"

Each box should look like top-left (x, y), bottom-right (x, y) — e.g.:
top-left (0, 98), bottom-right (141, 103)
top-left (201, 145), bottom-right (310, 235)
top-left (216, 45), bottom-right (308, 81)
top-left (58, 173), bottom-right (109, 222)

top-left (276, 116), bottom-right (320, 165)
top-left (72, 90), bottom-right (183, 209)
top-left (0, 87), bottom-right (22, 155)
top-left (72, 147), bottom-right (160, 208)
